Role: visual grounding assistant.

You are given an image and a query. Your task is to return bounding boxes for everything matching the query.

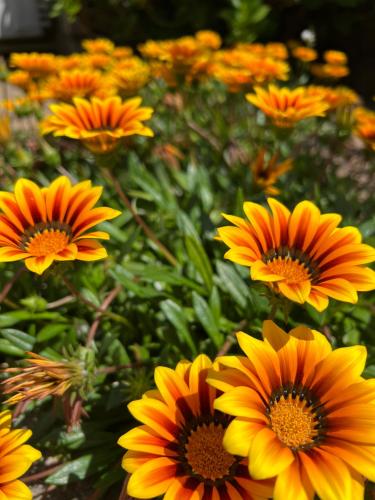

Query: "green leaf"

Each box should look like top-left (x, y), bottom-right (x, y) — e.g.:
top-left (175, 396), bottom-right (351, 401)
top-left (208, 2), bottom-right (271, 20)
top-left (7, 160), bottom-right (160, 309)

top-left (46, 455), bottom-right (93, 485)
top-left (192, 292), bottom-right (223, 348)
top-left (36, 324), bottom-right (68, 343)
top-left (1, 329), bottom-right (35, 351)
top-left (160, 299), bottom-right (196, 355)
top-left (215, 261), bottom-right (249, 308)
top-left (0, 311), bottom-right (66, 328)
top-left (0, 339), bottom-right (25, 356)
top-left (185, 236), bottom-right (213, 292)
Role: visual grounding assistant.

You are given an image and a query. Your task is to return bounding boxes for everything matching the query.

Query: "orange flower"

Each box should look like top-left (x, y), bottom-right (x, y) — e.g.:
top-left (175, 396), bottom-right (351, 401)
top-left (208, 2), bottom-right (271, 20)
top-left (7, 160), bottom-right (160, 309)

top-left (209, 320), bottom-right (375, 500)
top-left (118, 354), bottom-right (274, 499)
top-left (7, 70), bottom-right (31, 90)
top-left (112, 46), bottom-right (134, 59)
top-left (251, 149), bottom-right (292, 195)
top-left (306, 85), bottom-right (359, 110)
top-left (265, 43), bottom-right (289, 60)
top-left (82, 38), bottom-right (114, 54)
top-left (246, 85), bottom-right (329, 127)
top-left (292, 46), bottom-right (318, 62)
top-left (9, 52), bottom-right (56, 78)
top-left (354, 108), bottom-right (375, 151)
top-left (310, 63), bottom-right (349, 79)
top-left (110, 65), bottom-right (150, 96)
top-left (195, 30), bottom-right (222, 50)
top-left (83, 53), bottom-right (112, 71)
top-left (0, 176), bottom-right (121, 274)
top-left (40, 96), bottom-right (154, 154)
top-left (324, 50), bottom-right (348, 65)
top-left (44, 70), bottom-right (114, 102)
top-left (0, 114), bottom-right (11, 144)
top-left (217, 198), bottom-right (375, 310)
top-left (0, 410), bottom-right (41, 499)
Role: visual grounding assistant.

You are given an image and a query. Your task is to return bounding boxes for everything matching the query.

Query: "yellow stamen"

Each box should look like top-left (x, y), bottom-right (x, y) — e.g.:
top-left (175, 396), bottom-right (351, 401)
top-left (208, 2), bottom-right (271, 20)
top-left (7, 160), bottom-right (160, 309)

top-left (185, 422), bottom-right (234, 480)
top-left (269, 395), bottom-right (318, 448)
top-left (267, 257), bottom-right (309, 284)
top-left (27, 230), bottom-right (69, 256)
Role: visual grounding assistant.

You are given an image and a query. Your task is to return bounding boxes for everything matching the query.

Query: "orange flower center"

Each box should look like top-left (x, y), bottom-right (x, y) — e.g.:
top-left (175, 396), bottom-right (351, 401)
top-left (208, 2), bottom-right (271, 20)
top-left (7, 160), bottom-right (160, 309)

top-left (269, 394), bottom-right (319, 449)
top-left (185, 423), bottom-right (235, 481)
top-left (267, 257), bottom-right (310, 284)
top-left (26, 229), bottom-right (69, 256)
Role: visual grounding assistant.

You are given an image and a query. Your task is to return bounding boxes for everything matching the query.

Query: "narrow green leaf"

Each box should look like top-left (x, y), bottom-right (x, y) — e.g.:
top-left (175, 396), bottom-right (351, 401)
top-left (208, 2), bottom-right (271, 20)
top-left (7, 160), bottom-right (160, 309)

top-left (185, 236), bottom-right (213, 292)
top-left (192, 292), bottom-right (223, 348)
top-left (1, 328), bottom-right (35, 351)
top-left (216, 261), bottom-right (248, 308)
top-left (160, 299), bottom-right (196, 355)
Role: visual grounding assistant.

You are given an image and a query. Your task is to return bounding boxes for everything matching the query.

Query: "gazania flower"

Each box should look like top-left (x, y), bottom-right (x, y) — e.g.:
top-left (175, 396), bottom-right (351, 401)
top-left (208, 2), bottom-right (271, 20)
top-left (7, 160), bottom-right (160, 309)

top-left (83, 53), bottom-right (112, 71)
top-left (118, 354), bottom-right (274, 499)
top-left (7, 70), bottom-right (32, 90)
top-left (217, 198), bottom-right (375, 310)
top-left (40, 96), bottom-right (153, 154)
top-left (306, 85), bottom-right (359, 111)
top-left (246, 85), bottom-right (329, 127)
top-left (265, 43), bottom-right (288, 60)
top-left (0, 176), bottom-right (121, 274)
top-left (44, 70), bottom-right (113, 102)
top-left (112, 46), bottom-right (134, 59)
top-left (251, 149), bottom-right (292, 195)
top-left (2, 352), bottom-right (85, 404)
top-left (9, 52), bottom-right (56, 78)
top-left (292, 46), bottom-right (318, 62)
top-left (324, 50), bottom-right (348, 65)
top-left (310, 63), bottom-right (349, 79)
top-left (110, 65), bottom-right (150, 96)
top-left (82, 38), bottom-right (114, 54)
top-left (195, 30), bottom-right (222, 50)
top-left (0, 410), bottom-right (41, 499)
top-left (208, 321), bottom-right (375, 500)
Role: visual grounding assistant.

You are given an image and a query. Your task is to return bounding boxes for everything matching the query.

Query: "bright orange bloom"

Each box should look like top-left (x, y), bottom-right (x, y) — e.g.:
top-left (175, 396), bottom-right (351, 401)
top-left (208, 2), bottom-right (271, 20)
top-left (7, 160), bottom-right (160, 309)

top-left (306, 85), bottom-right (359, 110)
top-left (44, 70), bottom-right (113, 101)
top-left (118, 354), bottom-right (274, 499)
top-left (310, 63), bottom-right (349, 79)
top-left (83, 53), bottom-right (112, 71)
top-left (0, 410), bottom-right (41, 499)
top-left (110, 64), bottom-right (150, 96)
top-left (217, 198), bottom-right (375, 311)
top-left (9, 52), bottom-right (56, 78)
top-left (7, 70), bottom-right (32, 90)
top-left (265, 43), bottom-right (289, 60)
top-left (82, 38), bottom-right (114, 54)
top-left (292, 46), bottom-right (318, 62)
top-left (195, 30), bottom-right (222, 50)
top-left (0, 115), bottom-right (11, 144)
top-left (251, 149), bottom-right (292, 195)
top-left (112, 46), bottom-right (134, 59)
top-left (40, 96), bottom-right (153, 153)
top-left (209, 320), bottom-right (375, 500)
top-left (0, 176), bottom-right (121, 274)
top-left (246, 85), bottom-right (329, 127)
top-left (324, 50), bottom-right (348, 65)
top-left (354, 108), bottom-right (375, 151)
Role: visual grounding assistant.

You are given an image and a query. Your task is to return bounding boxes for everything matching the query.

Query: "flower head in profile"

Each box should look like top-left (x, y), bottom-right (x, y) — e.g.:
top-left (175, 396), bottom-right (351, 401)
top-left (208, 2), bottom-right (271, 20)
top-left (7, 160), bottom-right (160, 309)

top-left (292, 46), bottom-right (318, 62)
top-left (82, 38), bottom-right (114, 54)
top-left (208, 321), bottom-right (375, 500)
top-left (250, 148), bottom-right (292, 195)
top-left (0, 410), bottom-right (41, 499)
top-left (118, 354), bottom-right (274, 499)
top-left (195, 30), bottom-right (222, 50)
top-left (354, 107), bottom-right (375, 151)
top-left (40, 96), bottom-right (153, 154)
top-left (217, 198), bottom-right (375, 310)
top-left (306, 85), bottom-right (359, 111)
top-left (310, 63), bottom-right (349, 79)
top-left (7, 70), bottom-right (32, 91)
top-left (324, 50), bottom-right (348, 65)
top-left (246, 85), bottom-right (329, 127)
top-left (110, 64), bottom-right (150, 96)
top-left (0, 176), bottom-right (121, 274)
top-left (9, 52), bottom-right (56, 78)
top-left (44, 70), bottom-right (114, 102)
top-left (2, 352), bottom-right (85, 404)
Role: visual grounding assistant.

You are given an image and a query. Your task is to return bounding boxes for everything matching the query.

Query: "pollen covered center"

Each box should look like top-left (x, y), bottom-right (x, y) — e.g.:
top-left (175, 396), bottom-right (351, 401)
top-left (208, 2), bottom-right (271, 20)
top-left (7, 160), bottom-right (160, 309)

top-left (27, 230), bottom-right (69, 256)
top-left (185, 422), bottom-right (234, 481)
top-left (269, 395), bottom-right (318, 449)
top-left (267, 256), bottom-right (309, 284)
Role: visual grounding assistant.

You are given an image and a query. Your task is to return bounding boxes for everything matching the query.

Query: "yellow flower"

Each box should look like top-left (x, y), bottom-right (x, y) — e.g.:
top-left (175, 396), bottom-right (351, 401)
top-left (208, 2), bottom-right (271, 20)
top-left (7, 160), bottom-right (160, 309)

top-left (250, 148), bottom-right (292, 195)
top-left (195, 30), bottom-right (222, 50)
top-left (217, 198), bottom-right (375, 310)
top-left (82, 53), bottom-right (112, 71)
top-left (44, 70), bottom-right (114, 102)
top-left (82, 38), bottom-right (114, 54)
top-left (2, 352), bottom-right (85, 404)
top-left (324, 50), bottom-right (348, 65)
top-left (292, 46), bottom-right (318, 62)
top-left (0, 176), bottom-right (121, 274)
top-left (118, 354), bottom-right (274, 499)
top-left (112, 46), bottom-right (134, 59)
top-left (0, 410), bottom-right (41, 499)
top-left (7, 70), bottom-right (32, 90)
top-left (109, 64), bottom-right (150, 96)
top-left (40, 96), bottom-right (154, 154)
top-left (208, 320), bottom-right (375, 500)
top-left (246, 85), bottom-right (329, 127)
top-left (9, 52), bottom-right (56, 78)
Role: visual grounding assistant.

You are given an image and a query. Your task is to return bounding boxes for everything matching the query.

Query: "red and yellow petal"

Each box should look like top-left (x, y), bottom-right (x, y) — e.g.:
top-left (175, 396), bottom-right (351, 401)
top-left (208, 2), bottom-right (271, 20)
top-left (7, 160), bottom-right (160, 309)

top-left (126, 456), bottom-right (177, 499)
top-left (75, 240), bottom-right (108, 261)
top-left (0, 480), bottom-right (32, 500)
